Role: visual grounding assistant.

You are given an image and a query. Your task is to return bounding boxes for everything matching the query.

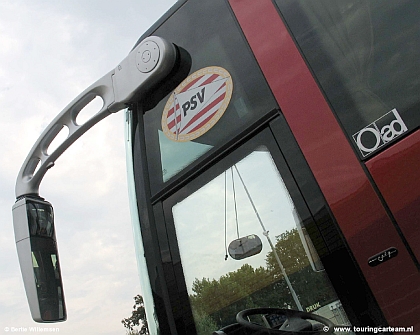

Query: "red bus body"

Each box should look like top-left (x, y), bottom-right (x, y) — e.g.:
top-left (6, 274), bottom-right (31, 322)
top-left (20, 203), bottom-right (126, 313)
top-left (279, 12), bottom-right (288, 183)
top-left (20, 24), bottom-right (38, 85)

top-left (125, 0), bottom-right (420, 333)
top-left (13, 0), bottom-right (420, 332)
top-left (229, 0), bottom-right (420, 328)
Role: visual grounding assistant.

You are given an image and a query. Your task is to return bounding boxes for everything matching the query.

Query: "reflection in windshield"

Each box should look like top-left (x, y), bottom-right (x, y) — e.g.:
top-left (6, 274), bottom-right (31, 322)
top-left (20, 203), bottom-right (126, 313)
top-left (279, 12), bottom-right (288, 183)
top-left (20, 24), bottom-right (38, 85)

top-left (172, 148), bottom-right (352, 333)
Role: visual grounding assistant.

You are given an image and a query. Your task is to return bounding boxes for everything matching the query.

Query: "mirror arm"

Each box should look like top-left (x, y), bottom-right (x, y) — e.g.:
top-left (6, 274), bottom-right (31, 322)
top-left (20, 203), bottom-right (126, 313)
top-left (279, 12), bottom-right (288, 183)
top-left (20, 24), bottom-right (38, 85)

top-left (15, 36), bottom-right (177, 198)
top-left (12, 36), bottom-right (178, 322)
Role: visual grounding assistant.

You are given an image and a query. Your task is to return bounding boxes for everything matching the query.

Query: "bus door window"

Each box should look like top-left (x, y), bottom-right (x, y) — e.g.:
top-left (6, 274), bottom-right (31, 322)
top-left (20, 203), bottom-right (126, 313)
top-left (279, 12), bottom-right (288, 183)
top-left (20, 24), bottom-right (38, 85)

top-left (166, 142), bottom-right (352, 333)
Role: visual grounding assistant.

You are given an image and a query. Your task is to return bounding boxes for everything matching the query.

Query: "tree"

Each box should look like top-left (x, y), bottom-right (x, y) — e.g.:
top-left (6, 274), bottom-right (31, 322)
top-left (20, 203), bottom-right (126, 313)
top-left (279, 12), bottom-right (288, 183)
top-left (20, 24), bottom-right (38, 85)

top-left (193, 309), bottom-right (219, 335)
top-left (121, 295), bottom-right (149, 335)
top-left (265, 228), bottom-right (338, 309)
top-left (189, 228), bottom-right (339, 324)
top-left (265, 229), bottom-right (309, 276)
top-left (189, 264), bottom-right (276, 328)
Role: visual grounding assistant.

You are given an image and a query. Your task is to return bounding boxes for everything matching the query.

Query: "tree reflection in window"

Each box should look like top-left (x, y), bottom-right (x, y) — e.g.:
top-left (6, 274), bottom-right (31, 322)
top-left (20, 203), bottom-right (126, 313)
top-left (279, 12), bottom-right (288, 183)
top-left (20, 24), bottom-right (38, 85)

top-left (172, 148), bottom-right (350, 333)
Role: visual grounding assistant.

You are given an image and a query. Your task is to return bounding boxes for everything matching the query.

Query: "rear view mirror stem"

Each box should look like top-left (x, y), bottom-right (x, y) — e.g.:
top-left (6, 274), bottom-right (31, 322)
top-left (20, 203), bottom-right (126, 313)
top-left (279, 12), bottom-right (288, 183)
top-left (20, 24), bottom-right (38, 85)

top-left (12, 36), bottom-right (182, 323)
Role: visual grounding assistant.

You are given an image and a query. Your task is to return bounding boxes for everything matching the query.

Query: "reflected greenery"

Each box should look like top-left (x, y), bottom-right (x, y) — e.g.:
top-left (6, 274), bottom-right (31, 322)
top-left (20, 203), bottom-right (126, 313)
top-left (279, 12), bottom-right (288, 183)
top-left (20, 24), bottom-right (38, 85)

top-left (190, 228), bottom-right (337, 332)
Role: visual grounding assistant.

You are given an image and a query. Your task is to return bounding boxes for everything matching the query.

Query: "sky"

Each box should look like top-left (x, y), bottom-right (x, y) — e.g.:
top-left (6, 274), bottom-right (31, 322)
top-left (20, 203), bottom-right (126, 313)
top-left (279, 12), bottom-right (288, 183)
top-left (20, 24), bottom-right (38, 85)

top-left (0, 1), bottom-right (176, 334)
top-left (172, 150), bottom-right (298, 293)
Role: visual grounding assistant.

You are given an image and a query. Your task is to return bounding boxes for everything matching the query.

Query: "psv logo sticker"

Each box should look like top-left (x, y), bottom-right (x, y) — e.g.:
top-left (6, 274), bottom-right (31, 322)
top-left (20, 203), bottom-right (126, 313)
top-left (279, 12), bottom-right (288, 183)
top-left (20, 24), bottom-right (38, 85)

top-left (161, 66), bottom-right (233, 142)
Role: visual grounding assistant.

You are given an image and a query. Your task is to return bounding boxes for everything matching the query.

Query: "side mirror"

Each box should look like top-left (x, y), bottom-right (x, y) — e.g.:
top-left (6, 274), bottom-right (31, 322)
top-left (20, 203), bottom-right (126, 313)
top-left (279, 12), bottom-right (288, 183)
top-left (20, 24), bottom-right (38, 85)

top-left (228, 234), bottom-right (263, 260)
top-left (12, 196), bottom-right (66, 322)
top-left (12, 36), bottom-right (185, 321)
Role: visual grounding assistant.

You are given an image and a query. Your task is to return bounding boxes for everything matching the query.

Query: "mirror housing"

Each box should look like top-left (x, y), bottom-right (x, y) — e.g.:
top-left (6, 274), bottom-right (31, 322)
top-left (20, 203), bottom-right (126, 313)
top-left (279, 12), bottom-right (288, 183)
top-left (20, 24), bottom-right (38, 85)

top-left (228, 234), bottom-right (263, 260)
top-left (12, 196), bottom-right (66, 322)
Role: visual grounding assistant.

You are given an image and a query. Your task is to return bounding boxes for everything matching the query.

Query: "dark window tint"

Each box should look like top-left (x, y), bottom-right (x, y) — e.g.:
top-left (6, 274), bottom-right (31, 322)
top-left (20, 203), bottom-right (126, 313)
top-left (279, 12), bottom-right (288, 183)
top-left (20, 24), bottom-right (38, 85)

top-left (27, 202), bottom-right (54, 238)
top-left (142, 0), bottom-right (277, 194)
top-left (275, 0), bottom-right (420, 158)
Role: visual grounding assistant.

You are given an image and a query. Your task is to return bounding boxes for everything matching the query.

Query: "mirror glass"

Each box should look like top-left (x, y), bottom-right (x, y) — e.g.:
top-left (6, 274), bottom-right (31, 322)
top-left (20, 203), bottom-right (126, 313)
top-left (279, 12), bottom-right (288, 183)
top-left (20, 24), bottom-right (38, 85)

top-left (12, 198), bottom-right (67, 322)
top-left (228, 234), bottom-right (262, 260)
top-left (27, 201), bottom-right (66, 321)
top-left (30, 237), bottom-right (65, 321)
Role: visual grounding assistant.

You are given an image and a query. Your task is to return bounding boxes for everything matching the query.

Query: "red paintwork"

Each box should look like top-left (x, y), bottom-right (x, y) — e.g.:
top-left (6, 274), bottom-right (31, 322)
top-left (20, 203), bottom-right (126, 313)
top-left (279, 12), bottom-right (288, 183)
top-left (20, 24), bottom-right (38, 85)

top-left (229, 0), bottom-right (420, 328)
top-left (367, 130), bottom-right (420, 262)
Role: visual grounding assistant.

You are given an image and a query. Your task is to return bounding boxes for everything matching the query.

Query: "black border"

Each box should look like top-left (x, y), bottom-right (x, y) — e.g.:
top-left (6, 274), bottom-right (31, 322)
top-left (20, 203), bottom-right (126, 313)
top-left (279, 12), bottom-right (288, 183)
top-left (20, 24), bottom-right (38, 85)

top-left (130, 0), bottom-right (390, 332)
top-left (154, 118), bottom-right (388, 332)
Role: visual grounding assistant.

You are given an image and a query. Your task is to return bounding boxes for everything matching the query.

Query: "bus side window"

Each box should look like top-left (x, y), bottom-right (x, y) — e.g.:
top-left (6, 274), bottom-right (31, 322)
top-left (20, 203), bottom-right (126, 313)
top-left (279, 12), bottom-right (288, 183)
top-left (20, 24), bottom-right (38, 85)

top-left (275, 0), bottom-right (420, 157)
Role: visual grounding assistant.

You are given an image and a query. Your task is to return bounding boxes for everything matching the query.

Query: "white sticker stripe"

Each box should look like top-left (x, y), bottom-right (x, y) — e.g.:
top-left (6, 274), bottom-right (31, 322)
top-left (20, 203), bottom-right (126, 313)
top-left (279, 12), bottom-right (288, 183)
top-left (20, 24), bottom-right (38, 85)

top-left (178, 82), bottom-right (226, 132)
top-left (180, 74), bottom-right (221, 93)
top-left (168, 86), bottom-right (226, 134)
top-left (180, 100), bottom-right (224, 135)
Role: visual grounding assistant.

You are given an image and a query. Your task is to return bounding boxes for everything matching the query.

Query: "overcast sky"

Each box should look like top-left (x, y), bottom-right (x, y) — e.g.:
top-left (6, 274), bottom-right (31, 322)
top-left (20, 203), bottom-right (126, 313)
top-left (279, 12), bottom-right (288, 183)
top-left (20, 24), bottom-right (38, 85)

top-left (0, 1), bottom-right (176, 334)
top-left (173, 150), bottom-right (298, 293)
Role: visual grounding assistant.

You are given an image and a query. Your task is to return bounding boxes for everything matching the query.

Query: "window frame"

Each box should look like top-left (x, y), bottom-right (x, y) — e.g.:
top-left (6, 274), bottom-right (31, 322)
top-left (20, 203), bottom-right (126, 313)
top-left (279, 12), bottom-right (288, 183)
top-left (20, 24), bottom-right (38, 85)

top-left (139, 117), bottom-right (386, 332)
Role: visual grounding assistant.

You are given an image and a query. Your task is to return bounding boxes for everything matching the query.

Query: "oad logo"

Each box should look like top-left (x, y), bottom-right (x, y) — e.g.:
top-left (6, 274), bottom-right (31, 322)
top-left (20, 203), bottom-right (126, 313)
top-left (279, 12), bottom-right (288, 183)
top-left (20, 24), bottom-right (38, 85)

top-left (161, 66), bottom-right (233, 142)
top-left (353, 109), bottom-right (408, 157)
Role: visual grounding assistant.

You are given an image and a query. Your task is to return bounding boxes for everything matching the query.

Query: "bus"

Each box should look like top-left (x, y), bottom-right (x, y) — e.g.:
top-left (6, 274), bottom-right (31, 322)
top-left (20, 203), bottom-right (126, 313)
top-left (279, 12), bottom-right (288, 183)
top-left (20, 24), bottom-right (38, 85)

top-left (12, 0), bottom-right (420, 334)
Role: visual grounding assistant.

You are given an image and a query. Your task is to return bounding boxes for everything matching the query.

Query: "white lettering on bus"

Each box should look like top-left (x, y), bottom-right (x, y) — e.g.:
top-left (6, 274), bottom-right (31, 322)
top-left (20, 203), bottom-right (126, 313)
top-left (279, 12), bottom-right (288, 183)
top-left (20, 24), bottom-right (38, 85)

top-left (353, 109), bottom-right (407, 157)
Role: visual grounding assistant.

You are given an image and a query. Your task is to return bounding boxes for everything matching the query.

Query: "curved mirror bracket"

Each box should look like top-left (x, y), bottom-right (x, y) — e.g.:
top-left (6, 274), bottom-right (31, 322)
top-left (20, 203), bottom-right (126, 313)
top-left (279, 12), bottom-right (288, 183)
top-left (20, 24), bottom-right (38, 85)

top-left (12, 36), bottom-right (179, 322)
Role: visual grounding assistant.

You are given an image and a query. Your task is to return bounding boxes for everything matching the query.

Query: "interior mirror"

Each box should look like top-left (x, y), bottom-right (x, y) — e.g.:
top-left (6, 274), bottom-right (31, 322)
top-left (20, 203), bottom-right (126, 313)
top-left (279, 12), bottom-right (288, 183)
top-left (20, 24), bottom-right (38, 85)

top-left (12, 196), bottom-right (66, 322)
top-left (228, 234), bottom-right (262, 260)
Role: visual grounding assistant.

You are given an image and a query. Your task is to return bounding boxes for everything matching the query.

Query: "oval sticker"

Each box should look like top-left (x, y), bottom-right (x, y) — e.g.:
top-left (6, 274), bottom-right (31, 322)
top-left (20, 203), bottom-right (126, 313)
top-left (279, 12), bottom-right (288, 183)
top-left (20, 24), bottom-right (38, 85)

top-left (161, 66), bottom-right (233, 142)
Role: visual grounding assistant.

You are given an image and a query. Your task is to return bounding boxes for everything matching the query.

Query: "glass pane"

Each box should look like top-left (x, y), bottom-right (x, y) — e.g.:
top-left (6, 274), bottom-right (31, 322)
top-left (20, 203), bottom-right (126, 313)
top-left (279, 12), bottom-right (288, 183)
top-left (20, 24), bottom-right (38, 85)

top-left (172, 148), bottom-right (352, 333)
top-left (144, 0), bottom-right (277, 192)
top-left (31, 238), bottom-right (65, 321)
top-left (276, 0), bottom-right (420, 158)
top-left (125, 109), bottom-right (160, 334)
top-left (158, 129), bottom-right (212, 182)
top-left (27, 202), bottom-right (54, 238)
